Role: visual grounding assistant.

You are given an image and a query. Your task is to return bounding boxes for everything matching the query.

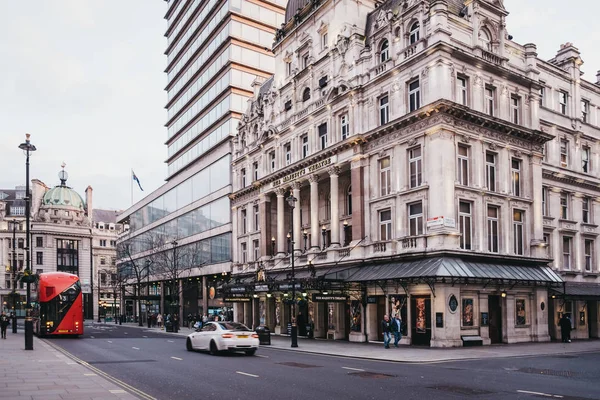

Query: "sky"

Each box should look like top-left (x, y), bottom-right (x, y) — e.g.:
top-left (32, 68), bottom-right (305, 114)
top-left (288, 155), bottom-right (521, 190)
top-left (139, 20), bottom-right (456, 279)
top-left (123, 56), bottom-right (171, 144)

top-left (0, 0), bottom-right (599, 211)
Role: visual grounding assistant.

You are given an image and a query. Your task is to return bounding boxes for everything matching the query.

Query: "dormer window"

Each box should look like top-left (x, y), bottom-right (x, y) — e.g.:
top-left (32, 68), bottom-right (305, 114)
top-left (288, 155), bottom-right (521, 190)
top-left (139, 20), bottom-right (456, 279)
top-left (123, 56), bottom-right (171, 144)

top-left (479, 28), bottom-right (492, 51)
top-left (379, 39), bottom-right (389, 63)
top-left (409, 22), bottom-right (420, 44)
top-left (302, 87), bottom-right (311, 102)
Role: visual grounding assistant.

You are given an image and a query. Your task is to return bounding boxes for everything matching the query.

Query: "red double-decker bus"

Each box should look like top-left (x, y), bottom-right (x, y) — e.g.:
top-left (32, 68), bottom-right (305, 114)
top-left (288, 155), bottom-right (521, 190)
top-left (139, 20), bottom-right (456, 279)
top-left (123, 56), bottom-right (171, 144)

top-left (34, 272), bottom-right (83, 337)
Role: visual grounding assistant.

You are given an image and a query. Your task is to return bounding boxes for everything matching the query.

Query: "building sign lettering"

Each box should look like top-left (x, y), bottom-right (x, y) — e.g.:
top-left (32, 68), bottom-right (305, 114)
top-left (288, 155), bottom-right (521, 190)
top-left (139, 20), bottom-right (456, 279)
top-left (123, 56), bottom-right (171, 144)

top-left (272, 158), bottom-right (332, 188)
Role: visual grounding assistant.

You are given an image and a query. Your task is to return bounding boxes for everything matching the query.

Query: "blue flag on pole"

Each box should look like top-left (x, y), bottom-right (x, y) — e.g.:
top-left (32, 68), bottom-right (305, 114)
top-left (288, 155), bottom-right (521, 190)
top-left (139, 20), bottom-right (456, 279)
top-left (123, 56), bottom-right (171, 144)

top-left (132, 170), bottom-right (144, 191)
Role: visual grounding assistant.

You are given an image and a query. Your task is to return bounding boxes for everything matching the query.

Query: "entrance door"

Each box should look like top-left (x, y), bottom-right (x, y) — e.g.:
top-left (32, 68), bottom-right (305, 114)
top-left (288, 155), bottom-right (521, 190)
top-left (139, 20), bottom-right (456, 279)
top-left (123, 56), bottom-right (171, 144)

top-left (488, 295), bottom-right (503, 344)
top-left (377, 297), bottom-right (386, 341)
top-left (411, 296), bottom-right (431, 346)
top-left (588, 301), bottom-right (598, 338)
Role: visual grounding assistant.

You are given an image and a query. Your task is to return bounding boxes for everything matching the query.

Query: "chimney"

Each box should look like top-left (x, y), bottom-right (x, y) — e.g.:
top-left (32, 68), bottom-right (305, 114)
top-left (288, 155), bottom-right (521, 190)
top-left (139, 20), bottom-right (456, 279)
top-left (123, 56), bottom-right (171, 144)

top-left (549, 42), bottom-right (582, 74)
top-left (85, 186), bottom-right (93, 219)
top-left (596, 70), bottom-right (600, 86)
top-left (251, 76), bottom-right (265, 97)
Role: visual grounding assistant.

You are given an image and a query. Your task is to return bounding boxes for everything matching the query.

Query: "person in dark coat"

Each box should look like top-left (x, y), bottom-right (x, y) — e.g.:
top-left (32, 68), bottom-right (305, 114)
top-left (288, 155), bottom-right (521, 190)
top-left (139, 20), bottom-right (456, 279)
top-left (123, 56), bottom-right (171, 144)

top-left (559, 314), bottom-right (572, 343)
top-left (297, 311), bottom-right (306, 336)
top-left (381, 315), bottom-right (392, 349)
top-left (0, 312), bottom-right (10, 339)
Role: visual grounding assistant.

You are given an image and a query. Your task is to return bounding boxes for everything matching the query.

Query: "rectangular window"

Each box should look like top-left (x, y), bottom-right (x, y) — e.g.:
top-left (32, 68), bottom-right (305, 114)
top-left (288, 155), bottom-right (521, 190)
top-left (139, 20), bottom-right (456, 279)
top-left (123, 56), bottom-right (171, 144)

top-left (241, 242), bottom-right (247, 263)
top-left (560, 193), bottom-right (569, 219)
top-left (544, 233), bottom-right (551, 258)
top-left (582, 146), bottom-right (590, 173)
top-left (36, 237), bottom-right (43, 248)
top-left (539, 82), bottom-right (545, 106)
top-left (542, 187), bottom-right (548, 216)
top-left (486, 152), bottom-right (496, 191)
top-left (269, 151), bottom-right (276, 172)
top-left (379, 96), bottom-right (389, 125)
top-left (302, 135), bottom-right (309, 158)
top-left (457, 76), bottom-right (468, 106)
top-left (560, 139), bottom-right (568, 168)
top-left (379, 209), bottom-right (392, 241)
top-left (582, 197), bottom-right (590, 224)
top-left (562, 236), bottom-right (571, 270)
top-left (457, 145), bottom-right (469, 186)
top-left (510, 95), bottom-right (520, 124)
top-left (253, 239), bottom-right (260, 261)
top-left (511, 158), bottom-right (521, 197)
top-left (409, 202), bottom-right (424, 236)
top-left (321, 31), bottom-right (328, 50)
top-left (379, 157), bottom-right (391, 196)
top-left (487, 206), bottom-right (499, 253)
top-left (286, 61), bottom-right (292, 77)
top-left (100, 257), bottom-right (106, 265)
top-left (100, 239), bottom-right (107, 247)
top-left (302, 53), bottom-right (309, 69)
top-left (582, 99), bottom-right (589, 123)
top-left (409, 146), bottom-right (422, 188)
top-left (409, 80), bottom-right (420, 112)
top-left (513, 209), bottom-right (524, 255)
top-left (559, 91), bottom-right (568, 115)
top-left (459, 201), bottom-right (472, 250)
top-left (485, 86), bottom-right (495, 116)
top-left (516, 299), bottom-right (526, 326)
top-left (318, 123), bottom-right (328, 150)
top-left (253, 205), bottom-right (259, 231)
top-left (36, 252), bottom-right (43, 265)
top-left (340, 114), bottom-right (349, 140)
top-left (241, 209), bottom-right (247, 234)
top-left (241, 168), bottom-right (247, 187)
top-left (252, 162), bottom-right (259, 181)
top-left (56, 239), bottom-right (78, 274)
top-left (285, 143), bottom-right (291, 165)
top-left (585, 239), bottom-right (594, 272)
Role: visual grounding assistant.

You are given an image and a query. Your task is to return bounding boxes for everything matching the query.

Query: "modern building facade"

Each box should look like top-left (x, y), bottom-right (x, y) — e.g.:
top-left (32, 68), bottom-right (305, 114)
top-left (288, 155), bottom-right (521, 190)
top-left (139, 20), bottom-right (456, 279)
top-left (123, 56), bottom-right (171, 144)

top-left (116, 0), bottom-right (285, 320)
top-left (227, 0), bottom-right (600, 347)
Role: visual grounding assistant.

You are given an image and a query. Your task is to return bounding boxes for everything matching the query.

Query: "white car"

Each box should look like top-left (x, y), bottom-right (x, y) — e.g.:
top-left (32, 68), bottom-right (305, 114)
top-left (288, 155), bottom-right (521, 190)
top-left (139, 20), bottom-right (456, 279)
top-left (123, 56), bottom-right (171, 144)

top-left (186, 321), bottom-right (259, 356)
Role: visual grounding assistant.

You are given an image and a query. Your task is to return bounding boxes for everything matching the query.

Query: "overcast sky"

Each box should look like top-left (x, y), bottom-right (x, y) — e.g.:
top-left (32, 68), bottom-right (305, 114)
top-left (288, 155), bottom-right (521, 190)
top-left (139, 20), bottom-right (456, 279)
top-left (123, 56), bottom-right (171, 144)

top-left (0, 0), bottom-right (598, 211)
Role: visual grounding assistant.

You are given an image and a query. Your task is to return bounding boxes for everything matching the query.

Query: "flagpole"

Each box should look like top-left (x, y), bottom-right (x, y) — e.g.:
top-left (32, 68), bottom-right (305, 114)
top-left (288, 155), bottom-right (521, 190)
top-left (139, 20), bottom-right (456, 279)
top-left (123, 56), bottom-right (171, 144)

top-left (130, 169), bottom-right (133, 206)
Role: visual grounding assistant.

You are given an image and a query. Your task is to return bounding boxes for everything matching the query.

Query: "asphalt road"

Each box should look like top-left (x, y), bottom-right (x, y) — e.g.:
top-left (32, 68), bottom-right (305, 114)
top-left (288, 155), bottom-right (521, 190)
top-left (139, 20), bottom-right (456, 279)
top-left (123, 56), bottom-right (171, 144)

top-left (46, 323), bottom-right (600, 400)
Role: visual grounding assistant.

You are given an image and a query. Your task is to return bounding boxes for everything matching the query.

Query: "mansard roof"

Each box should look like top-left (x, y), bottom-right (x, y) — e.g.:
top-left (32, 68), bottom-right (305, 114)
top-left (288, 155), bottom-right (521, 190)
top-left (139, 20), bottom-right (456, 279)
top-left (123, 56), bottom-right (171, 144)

top-left (285, 0), bottom-right (311, 24)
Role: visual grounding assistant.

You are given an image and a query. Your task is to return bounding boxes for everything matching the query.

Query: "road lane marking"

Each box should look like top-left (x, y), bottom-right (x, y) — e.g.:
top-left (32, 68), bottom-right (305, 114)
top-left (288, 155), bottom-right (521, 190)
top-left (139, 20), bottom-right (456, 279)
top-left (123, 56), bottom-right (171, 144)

top-left (84, 373), bottom-right (97, 376)
top-left (124, 332), bottom-right (128, 334)
top-left (256, 354), bottom-right (269, 358)
top-left (517, 390), bottom-right (563, 398)
top-left (171, 357), bottom-right (183, 361)
top-left (236, 371), bottom-right (259, 378)
top-left (90, 336), bottom-right (95, 339)
top-left (107, 340), bottom-right (113, 343)
top-left (132, 347), bottom-right (140, 350)
top-left (110, 390), bottom-right (127, 394)
top-left (143, 335), bottom-right (148, 338)
top-left (342, 367), bottom-right (365, 372)
top-left (167, 340), bottom-right (174, 343)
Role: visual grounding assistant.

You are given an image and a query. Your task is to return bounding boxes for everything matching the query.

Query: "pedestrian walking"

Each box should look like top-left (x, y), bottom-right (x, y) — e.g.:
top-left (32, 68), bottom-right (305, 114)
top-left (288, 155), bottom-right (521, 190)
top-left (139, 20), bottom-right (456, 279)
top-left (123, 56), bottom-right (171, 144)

top-left (391, 314), bottom-right (402, 347)
top-left (156, 313), bottom-right (163, 329)
top-left (559, 313), bottom-right (572, 343)
top-left (0, 312), bottom-right (10, 339)
top-left (202, 313), bottom-right (209, 324)
top-left (381, 314), bottom-right (392, 349)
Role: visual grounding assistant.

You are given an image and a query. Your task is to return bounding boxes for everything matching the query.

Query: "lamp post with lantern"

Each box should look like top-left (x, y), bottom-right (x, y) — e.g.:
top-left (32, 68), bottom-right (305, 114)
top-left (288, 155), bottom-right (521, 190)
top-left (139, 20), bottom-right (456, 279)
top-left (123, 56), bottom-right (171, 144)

top-left (286, 195), bottom-right (298, 348)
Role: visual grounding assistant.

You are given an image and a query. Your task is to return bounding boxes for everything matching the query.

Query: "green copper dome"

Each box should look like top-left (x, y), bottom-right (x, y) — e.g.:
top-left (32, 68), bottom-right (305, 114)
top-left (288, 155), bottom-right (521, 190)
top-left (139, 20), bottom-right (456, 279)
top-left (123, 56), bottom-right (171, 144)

top-left (42, 186), bottom-right (85, 210)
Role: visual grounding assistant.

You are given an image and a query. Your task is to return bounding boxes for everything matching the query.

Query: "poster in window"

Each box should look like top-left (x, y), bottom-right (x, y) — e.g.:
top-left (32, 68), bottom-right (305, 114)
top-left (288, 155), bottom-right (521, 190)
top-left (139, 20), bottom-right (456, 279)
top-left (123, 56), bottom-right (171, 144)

top-left (416, 298), bottom-right (426, 333)
top-left (462, 298), bottom-right (474, 326)
top-left (350, 300), bottom-right (361, 332)
top-left (516, 299), bottom-right (526, 326)
top-left (580, 311), bottom-right (586, 326)
top-left (259, 300), bottom-right (266, 326)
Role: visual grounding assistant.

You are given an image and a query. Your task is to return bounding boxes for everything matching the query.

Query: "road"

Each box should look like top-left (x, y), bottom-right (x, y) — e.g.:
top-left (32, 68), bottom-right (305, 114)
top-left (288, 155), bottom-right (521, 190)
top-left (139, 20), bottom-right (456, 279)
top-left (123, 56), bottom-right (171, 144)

top-left (45, 323), bottom-right (600, 400)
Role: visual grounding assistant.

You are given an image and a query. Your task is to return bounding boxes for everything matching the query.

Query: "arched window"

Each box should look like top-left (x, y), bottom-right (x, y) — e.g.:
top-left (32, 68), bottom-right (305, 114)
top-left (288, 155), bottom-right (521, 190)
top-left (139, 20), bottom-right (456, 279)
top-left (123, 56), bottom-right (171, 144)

top-left (479, 28), bottom-right (492, 51)
top-left (409, 22), bottom-right (420, 44)
top-left (346, 185), bottom-right (352, 215)
top-left (379, 39), bottom-right (389, 63)
top-left (302, 87), bottom-right (311, 102)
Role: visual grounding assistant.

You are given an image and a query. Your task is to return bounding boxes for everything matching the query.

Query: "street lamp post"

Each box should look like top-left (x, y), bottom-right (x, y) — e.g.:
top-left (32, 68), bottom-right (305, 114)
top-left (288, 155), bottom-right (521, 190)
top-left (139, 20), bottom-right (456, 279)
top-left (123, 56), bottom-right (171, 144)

top-left (303, 229), bottom-right (308, 252)
top-left (146, 260), bottom-right (151, 328)
top-left (271, 236), bottom-right (276, 256)
top-left (19, 133), bottom-right (36, 351)
top-left (321, 225), bottom-right (327, 250)
top-left (343, 220), bottom-right (349, 247)
top-left (286, 195), bottom-right (298, 348)
top-left (11, 219), bottom-right (17, 334)
top-left (171, 241), bottom-right (179, 333)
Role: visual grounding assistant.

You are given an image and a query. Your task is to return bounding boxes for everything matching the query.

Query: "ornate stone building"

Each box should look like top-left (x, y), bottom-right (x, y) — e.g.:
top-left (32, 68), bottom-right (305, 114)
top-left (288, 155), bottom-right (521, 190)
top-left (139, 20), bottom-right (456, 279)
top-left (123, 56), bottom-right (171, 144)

top-left (227, 0), bottom-right (600, 346)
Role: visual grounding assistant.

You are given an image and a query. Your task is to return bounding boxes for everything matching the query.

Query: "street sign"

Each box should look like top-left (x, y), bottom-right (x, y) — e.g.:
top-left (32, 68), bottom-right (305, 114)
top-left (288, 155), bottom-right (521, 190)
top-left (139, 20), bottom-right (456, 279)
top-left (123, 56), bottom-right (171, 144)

top-left (311, 294), bottom-right (348, 302)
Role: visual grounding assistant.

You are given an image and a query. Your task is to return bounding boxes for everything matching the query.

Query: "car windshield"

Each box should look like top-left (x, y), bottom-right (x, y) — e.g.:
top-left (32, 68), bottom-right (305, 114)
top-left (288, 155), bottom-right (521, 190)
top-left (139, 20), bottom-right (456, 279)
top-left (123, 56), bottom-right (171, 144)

top-left (218, 322), bottom-right (250, 331)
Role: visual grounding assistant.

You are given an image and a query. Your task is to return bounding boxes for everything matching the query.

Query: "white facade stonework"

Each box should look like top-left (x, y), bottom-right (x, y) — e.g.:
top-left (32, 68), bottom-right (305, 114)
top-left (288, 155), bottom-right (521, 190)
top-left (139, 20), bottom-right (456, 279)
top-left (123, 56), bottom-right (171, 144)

top-left (228, 0), bottom-right (600, 346)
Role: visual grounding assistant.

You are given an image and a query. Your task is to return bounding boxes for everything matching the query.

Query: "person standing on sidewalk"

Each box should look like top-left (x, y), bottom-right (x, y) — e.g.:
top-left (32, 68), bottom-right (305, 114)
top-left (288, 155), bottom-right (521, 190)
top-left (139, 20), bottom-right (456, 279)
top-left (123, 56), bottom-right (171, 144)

top-left (559, 314), bottom-right (572, 343)
top-left (381, 315), bottom-right (392, 349)
top-left (0, 312), bottom-right (9, 339)
top-left (156, 313), bottom-right (162, 329)
top-left (391, 314), bottom-right (402, 347)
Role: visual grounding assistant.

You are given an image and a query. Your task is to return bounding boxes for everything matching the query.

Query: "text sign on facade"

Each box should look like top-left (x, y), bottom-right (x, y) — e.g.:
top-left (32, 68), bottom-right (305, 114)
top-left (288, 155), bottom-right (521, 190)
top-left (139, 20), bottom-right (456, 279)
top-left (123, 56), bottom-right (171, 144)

top-left (427, 216), bottom-right (456, 229)
top-left (311, 294), bottom-right (348, 302)
top-left (224, 297), bottom-right (251, 302)
top-left (271, 158), bottom-right (333, 188)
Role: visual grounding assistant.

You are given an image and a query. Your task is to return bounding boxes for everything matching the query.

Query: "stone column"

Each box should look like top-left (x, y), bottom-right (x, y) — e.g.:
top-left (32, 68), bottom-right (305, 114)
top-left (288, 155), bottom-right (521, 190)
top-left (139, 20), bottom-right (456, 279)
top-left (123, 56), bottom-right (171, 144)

top-left (473, 74), bottom-right (484, 113)
top-left (329, 167), bottom-right (341, 246)
top-left (572, 194), bottom-right (583, 272)
top-left (530, 155), bottom-right (546, 257)
top-left (548, 189), bottom-right (563, 268)
top-left (276, 188), bottom-right (286, 254)
top-left (309, 175), bottom-right (320, 250)
top-left (351, 160), bottom-right (365, 243)
top-left (258, 194), bottom-right (272, 256)
top-left (292, 182), bottom-right (302, 252)
top-left (160, 282), bottom-right (165, 316)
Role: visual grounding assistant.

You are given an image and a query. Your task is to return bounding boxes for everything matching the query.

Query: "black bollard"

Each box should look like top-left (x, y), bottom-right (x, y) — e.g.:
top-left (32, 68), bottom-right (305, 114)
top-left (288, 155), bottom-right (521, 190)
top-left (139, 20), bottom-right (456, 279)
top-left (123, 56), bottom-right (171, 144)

top-left (25, 316), bottom-right (33, 350)
top-left (12, 315), bottom-right (17, 334)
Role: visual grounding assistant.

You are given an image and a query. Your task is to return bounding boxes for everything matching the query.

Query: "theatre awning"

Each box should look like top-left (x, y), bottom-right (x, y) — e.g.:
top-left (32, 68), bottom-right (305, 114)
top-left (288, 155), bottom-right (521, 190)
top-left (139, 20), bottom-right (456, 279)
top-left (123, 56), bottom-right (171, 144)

top-left (551, 282), bottom-right (600, 299)
top-left (323, 257), bottom-right (563, 286)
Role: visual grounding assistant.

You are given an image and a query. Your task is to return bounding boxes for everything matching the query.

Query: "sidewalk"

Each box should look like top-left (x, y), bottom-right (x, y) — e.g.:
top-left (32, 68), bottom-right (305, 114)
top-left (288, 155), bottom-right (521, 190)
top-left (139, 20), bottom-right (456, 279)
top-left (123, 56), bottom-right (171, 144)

top-left (0, 329), bottom-right (143, 400)
top-left (119, 322), bottom-right (600, 363)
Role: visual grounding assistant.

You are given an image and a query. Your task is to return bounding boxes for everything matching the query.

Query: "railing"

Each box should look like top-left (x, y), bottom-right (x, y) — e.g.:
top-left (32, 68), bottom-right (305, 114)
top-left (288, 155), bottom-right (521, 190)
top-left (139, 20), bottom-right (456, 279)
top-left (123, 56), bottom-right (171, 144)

top-left (314, 98), bottom-right (325, 108)
top-left (480, 49), bottom-right (504, 66)
top-left (404, 44), bottom-right (417, 59)
top-left (373, 241), bottom-right (388, 252)
top-left (337, 248), bottom-right (350, 258)
top-left (374, 62), bottom-right (387, 76)
top-left (397, 235), bottom-right (427, 253)
top-left (297, 107), bottom-right (309, 119)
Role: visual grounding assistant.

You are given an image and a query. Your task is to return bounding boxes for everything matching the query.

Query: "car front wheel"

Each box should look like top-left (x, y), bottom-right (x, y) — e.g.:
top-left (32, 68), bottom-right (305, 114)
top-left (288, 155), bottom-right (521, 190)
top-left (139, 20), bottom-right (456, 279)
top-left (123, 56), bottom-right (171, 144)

top-left (245, 349), bottom-right (256, 356)
top-left (186, 338), bottom-right (193, 351)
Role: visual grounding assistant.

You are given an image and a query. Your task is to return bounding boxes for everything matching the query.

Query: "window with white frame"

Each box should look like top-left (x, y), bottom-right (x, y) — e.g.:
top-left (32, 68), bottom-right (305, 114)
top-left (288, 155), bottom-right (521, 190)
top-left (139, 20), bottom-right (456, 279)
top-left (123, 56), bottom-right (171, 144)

top-left (486, 152), bottom-right (496, 191)
top-left (253, 239), bottom-right (260, 261)
top-left (253, 205), bottom-right (259, 231)
top-left (379, 209), bottom-right (392, 241)
top-left (487, 206), bottom-right (499, 253)
top-left (252, 162), bottom-right (259, 181)
top-left (544, 233), bottom-right (551, 258)
top-left (582, 197), bottom-right (591, 224)
top-left (582, 146), bottom-right (590, 173)
top-left (560, 139), bottom-right (569, 168)
top-left (302, 53), bottom-right (310, 69)
top-left (457, 145), bottom-right (469, 186)
top-left (241, 209), bottom-right (247, 234)
top-left (379, 157), bottom-right (391, 196)
top-left (340, 114), bottom-right (349, 140)
top-left (457, 76), bottom-right (468, 106)
top-left (459, 201), bottom-right (472, 250)
top-left (321, 31), bottom-right (328, 51)
top-left (560, 193), bottom-right (569, 219)
top-left (408, 80), bottom-right (420, 112)
top-left (539, 82), bottom-right (545, 107)
top-left (318, 123), bottom-right (328, 150)
top-left (285, 143), bottom-right (291, 165)
top-left (408, 202), bottom-right (424, 236)
top-left (510, 94), bottom-right (520, 124)
top-left (582, 99), bottom-right (589, 123)
top-left (511, 158), bottom-right (521, 197)
top-left (241, 242), bottom-right (247, 263)
top-left (479, 28), bottom-right (492, 51)
top-left (241, 168), bottom-right (247, 187)
top-left (542, 187), bottom-right (548, 216)
top-left (269, 151), bottom-right (276, 172)
top-left (286, 61), bottom-right (292, 77)
top-left (485, 86), bottom-right (495, 116)
top-left (409, 22), bottom-right (420, 44)
top-left (302, 135), bottom-right (309, 158)
top-left (379, 96), bottom-right (389, 125)
top-left (513, 209), bottom-right (524, 255)
top-left (585, 239), bottom-right (594, 272)
top-left (558, 91), bottom-right (568, 115)
top-left (409, 146), bottom-right (422, 188)
top-left (562, 236), bottom-right (571, 270)
top-left (379, 39), bottom-right (389, 63)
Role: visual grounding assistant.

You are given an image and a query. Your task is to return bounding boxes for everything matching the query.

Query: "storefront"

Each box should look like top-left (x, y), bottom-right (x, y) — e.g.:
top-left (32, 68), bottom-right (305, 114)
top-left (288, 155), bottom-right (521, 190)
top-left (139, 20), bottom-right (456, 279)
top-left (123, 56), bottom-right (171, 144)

top-left (549, 282), bottom-right (600, 341)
